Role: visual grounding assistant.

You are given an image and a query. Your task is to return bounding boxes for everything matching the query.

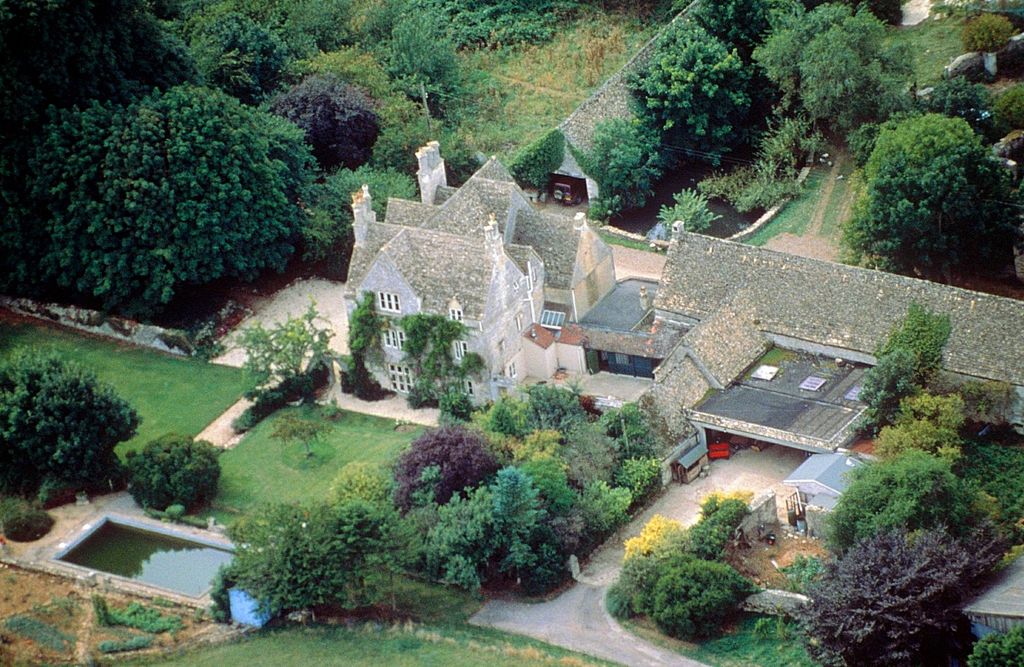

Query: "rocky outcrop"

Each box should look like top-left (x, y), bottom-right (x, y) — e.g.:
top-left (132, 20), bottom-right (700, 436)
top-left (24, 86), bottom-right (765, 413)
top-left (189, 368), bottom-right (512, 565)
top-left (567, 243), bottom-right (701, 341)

top-left (742, 589), bottom-right (810, 616)
top-left (945, 51), bottom-right (986, 81)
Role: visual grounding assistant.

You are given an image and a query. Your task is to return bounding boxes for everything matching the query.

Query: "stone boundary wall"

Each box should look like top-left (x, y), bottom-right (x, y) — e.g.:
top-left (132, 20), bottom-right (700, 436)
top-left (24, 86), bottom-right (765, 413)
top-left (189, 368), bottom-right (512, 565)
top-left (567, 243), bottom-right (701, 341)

top-left (0, 295), bottom-right (193, 356)
top-left (742, 589), bottom-right (810, 616)
top-left (739, 490), bottom-right (778, 537)
top-left (599, 225), bottom-right (670, 250)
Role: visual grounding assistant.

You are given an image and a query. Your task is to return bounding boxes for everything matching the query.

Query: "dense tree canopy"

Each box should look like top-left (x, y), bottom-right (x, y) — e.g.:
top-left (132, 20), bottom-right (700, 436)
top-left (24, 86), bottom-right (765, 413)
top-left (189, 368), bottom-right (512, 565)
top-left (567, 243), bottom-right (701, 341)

top-left (921, 76), bottom-right (995, 139)
top-left (125, 434), bottom-right (220, 511)
top-left (843, 114), bottom-right (1021, 278)
top-left (271, 74), bottom-right (380, 171)
top-left (969, 626), bottom-right (1024, 667)
top-left (632, 21), bottom-right (751, 161)
top-left (229, 500), bottom-right (403, 615)
top-left (690, 0), bottom-right (779, 56)
top-left (581, 118), bottom-right (663, 217)
top-left (805, 528), bottom-right (1003, 666)
top-left (0, 352), bottom-right (138, 496)
top-left (190, 12), bottom-right (290, 105)
top-left (828, 451), bottom-right (975, 553)
top-left (27, 85), bottom-right (313, 316)
top-left (754, 4), bottom-right (911, 133)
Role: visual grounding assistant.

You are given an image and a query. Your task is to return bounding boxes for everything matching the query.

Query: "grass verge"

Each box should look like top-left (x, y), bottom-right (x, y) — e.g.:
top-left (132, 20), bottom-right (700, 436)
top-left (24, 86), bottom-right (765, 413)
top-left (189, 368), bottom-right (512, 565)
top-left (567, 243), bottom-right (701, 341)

top-left (0, 319), bottom-right (250, 454)
top-left (744, 169), bottom-right (826, 247)
top-left (887, 15), bottom-right (965, 86)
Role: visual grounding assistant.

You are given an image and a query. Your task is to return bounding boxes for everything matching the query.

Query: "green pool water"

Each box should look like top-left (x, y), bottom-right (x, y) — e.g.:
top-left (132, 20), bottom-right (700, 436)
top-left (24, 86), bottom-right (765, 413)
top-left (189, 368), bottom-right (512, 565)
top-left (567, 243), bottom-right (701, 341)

top-left (60, 521), bottom-right (233, 597)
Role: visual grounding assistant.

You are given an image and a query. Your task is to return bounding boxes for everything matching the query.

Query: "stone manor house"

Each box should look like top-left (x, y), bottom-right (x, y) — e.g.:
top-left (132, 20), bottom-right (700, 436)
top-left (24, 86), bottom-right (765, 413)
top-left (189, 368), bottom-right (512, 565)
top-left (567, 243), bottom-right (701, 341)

top-left (346, 143), bottom-right (1024, 458)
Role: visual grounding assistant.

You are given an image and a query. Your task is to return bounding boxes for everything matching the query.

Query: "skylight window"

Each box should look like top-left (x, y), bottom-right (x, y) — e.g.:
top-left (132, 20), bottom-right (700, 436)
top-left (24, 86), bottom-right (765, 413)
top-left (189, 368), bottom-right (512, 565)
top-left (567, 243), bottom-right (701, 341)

top-left (540, 310), bottom-right (566, 329)
top-left (845, 385), bottom-right (862, 401)
top-left (799, 376), bottom-right (827, 391)
top-left (751, 365), bottom-right (779, 381)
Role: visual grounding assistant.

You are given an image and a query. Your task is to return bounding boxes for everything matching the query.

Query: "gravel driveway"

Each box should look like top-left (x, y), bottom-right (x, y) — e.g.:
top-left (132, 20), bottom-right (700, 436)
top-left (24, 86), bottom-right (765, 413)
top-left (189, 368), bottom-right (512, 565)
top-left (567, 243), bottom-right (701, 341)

top-left (471, 447), bottom-right (807, 666)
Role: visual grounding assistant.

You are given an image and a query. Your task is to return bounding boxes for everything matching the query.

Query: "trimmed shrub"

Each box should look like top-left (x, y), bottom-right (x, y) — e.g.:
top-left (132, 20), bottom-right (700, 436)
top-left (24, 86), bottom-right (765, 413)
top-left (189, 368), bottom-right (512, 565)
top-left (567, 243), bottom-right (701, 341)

top-left (0, 498), bottom-right (54, 542)
top-left (688, 496), bottom-right (749, 561)
top-left (615, 457), bottom-right (662, 507)
top-left (125, 435), bottom-right (220, 511)
top-left (996, 84), bottom-right (1024, 132)
top-left (962, 13), bottom-right (1015, 53)
top-left (579, 481), bottom-right (631, 536)
top-left (969, 625), bottom-right (1024, 667)
top-left (650, 557), bottom-right (756, 640)
top-left (329, 461), bottom-right (393, 507)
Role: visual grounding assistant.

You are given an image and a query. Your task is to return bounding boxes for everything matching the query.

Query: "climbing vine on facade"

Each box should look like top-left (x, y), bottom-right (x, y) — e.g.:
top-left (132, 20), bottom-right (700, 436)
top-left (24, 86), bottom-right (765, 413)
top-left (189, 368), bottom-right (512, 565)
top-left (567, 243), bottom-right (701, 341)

top-left (346, 292), bottom-right (387, 400)
top-left (400, 313), bottom-right (483, 407)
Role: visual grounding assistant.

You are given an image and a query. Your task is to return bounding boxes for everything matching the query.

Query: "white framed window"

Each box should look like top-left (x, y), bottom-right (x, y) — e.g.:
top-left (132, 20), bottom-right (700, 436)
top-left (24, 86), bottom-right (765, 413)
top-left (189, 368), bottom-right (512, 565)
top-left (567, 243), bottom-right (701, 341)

top-left (515, 313), bottom-right (523, 331)
top-left (388, 364), bottom-right (412, 392)
top-left (449, 307), bottom-right (463, 322)
top-left (453, 340), bottom-right (469, 360)
top-left (506, 361), bottom-right (517, 379)
top-left (377, 291), bottom-right (401, 313)
top-left (383, 328), bottom-right (406, 350)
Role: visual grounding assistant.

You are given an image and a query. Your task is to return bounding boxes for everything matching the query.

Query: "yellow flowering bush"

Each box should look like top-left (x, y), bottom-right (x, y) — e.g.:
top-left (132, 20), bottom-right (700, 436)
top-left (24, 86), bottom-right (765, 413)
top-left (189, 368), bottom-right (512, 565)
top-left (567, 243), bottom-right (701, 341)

top-left (624, 514), bottom-right (685, 561)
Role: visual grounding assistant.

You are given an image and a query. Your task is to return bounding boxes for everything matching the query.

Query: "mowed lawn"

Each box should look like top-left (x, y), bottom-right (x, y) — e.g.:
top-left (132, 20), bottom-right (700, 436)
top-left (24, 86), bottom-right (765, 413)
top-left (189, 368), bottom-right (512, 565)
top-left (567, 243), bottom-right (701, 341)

top-left (0, 319), bottom-right (250, 454)
top-left (146, 624), bottom-right (604, 667)
top-left (212, 405), bottom-right (424, 519)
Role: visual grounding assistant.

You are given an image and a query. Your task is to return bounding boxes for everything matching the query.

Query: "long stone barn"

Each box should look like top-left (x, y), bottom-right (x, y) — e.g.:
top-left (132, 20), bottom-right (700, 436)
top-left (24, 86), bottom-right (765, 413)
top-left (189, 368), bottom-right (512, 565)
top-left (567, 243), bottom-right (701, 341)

top-left (641, 233), bottom-right (1024, 458)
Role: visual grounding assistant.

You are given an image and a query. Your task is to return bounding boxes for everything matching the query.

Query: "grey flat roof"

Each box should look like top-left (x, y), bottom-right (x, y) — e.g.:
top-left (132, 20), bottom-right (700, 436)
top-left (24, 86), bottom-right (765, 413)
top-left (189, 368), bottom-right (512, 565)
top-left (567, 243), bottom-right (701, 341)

top-left (965, 555), bottom-right (1024, 619)
top-left (784, 453), bottom-right (864, 495)
top-left (695, 356), bottom-right (867, 443)
top-left (580, 279), bottom-right (658, 331)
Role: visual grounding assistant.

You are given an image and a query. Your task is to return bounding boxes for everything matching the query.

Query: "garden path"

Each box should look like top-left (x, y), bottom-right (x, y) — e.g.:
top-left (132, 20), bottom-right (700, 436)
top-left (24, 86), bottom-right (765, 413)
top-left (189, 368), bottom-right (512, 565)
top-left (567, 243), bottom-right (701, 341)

top-left (470, 447), bottom-right (806, 666)
top-left (194, 397), bottom-right (252, 449)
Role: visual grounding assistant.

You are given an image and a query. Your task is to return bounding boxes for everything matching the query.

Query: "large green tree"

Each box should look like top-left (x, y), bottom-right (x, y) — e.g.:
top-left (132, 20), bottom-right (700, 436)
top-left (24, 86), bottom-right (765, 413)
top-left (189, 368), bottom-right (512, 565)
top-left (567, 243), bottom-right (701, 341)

top-left (690, 0), bottom-right (780, 56)
top-left (828, 451), bottom-right (976, 553)
top-left (843, 113), bottom-right (1021, 278)
top-left (229, 500), bottom-right (404, 615)
top-left (0, 352), bottom-right (138, 496)
top-left (632, 21), bottom-right (751, 161)
top-left (29, 85), bottom-right (313, 316)
top-left (581, 118), bottom-right (663, 218)
top-left (190, 12), bottom-right (290, 105)
top-left (754, 4), bottom-right (911, 133)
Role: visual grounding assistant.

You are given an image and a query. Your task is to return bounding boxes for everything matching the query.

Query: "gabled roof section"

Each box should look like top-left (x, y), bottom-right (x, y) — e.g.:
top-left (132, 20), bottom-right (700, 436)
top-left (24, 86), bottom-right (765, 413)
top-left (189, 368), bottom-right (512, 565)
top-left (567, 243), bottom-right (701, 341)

top-left (656, 233), bottom-right (1024, 386)
top-left (681, 299), bottom-right (768, 388)
top-left (512, 209), bottom-right (579, 289)
top-left (378, 228), bottom-right (496, 317)
top-left (784, 453), bottom-right (864, 496)
top-left (346, 222), bottom-right (404, 288)
top-left (384, 198), bottom-right (435, 228)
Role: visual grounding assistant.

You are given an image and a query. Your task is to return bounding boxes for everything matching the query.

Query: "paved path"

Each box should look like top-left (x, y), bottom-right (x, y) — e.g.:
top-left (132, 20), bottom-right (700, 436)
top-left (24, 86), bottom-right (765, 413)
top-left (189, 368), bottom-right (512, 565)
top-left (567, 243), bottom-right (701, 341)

top-left (194, 397), bottom-right (253, 448)
top-left (471, 447), bottom-right (807, 666)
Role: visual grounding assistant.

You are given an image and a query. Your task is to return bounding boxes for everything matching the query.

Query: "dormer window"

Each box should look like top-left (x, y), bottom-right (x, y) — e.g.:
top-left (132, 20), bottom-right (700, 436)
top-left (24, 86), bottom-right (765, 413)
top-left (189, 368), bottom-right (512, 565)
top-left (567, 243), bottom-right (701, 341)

top-left (377, 291), bottom-right (401, 313)
top-left (449, 307), bottom-right (463, 322)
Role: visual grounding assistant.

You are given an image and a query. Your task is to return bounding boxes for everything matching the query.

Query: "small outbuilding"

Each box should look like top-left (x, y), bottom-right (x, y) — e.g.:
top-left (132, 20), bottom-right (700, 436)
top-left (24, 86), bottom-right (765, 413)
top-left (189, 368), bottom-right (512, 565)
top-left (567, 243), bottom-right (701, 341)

top-left (783, 453), bottom-right (863, 509)
top-left (964, 555), bottom-right (1024, 635)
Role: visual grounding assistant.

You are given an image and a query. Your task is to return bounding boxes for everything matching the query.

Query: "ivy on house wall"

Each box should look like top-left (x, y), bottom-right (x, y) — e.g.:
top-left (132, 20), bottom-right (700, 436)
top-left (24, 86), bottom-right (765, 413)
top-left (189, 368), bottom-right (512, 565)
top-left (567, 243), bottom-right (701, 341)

top-left (346, 291), bottom-right (387, 400)
top-left (400, 313), bottom-right (484, 408)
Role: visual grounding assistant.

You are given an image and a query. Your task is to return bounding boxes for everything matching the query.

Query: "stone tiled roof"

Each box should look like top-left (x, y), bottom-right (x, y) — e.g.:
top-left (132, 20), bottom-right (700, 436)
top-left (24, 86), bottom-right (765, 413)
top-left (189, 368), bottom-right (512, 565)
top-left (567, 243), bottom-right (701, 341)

top-left (648, 342), bottom-right (712, 440)
top-left (512, 210), bottom-right (579, 288)
top-left (681, 299), bottom-right (768, 387)
top-left (384, 199), bottom-right (435, 228)
top-left (505, 243), bottom-right (542, 276)
top-left (379, 228), bottom-right (495, 317)
top-left (346, 222), bottom-right (403, 290)
top-left (656, 233), bottom-right (1024, 386)
top-left (576, 316), bottom-right (688, 359)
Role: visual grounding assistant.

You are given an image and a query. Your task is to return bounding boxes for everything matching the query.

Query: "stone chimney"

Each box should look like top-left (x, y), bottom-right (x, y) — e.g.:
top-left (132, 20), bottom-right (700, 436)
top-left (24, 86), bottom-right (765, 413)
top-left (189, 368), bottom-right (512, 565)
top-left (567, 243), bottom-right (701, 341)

top-left (415, 141), bottom-right (447, 205)
top-left (573, 211), bottom-right (588, 233)
top-left (484, 212), bottom-right (502, 259)
top-left (671, 220), bottom-right (684, 240)
top-left (639, 285), bottom-right (651, 312)
top-left (351, 184), bottom-right (375, 246)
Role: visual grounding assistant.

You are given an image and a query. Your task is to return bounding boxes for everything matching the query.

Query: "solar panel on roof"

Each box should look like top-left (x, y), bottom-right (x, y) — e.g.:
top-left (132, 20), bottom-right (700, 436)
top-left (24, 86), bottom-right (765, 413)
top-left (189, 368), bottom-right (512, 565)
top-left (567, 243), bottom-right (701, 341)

top-left (845, 385), bottom-right (862, 401)
top-left (540, 310), bottom-right (566, 329)
top-left (799, 376), bottom-right (827, 391)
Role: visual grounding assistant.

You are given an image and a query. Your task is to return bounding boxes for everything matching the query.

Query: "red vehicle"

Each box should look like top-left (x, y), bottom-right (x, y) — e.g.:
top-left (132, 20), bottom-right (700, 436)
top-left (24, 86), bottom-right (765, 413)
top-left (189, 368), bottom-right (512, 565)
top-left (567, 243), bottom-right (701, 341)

top-left (708, 441), bottom-right (731, 460)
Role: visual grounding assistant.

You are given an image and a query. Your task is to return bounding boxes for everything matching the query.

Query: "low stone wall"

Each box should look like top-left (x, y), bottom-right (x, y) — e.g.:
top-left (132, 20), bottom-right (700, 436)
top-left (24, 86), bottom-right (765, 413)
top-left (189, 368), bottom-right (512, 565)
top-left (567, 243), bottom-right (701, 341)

top-left (0, 296), bottom-right (193, 356)
top-left (742, 589), bottom-right (810, 617)
top-left (805, 505), bottom-right (829, 540)
top-left (740, 490), bottom-right (778, 537)
top-left (599, 225), bottom-right (669, 251)
top-left (728, 167), bottom-right (812, 243)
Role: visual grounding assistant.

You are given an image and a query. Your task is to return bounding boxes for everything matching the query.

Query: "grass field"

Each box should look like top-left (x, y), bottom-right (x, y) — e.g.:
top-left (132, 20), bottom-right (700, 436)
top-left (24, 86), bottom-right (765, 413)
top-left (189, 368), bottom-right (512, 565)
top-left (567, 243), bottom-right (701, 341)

top-left (211, 405), bottom-right (423, 521)
top-left (145, 623), bottom-right (605, 667)
top-left (459, 11), bottom-right (654, 158)
top-left (0, 319), bottom-right (250, 454)
top-left (887, 15), bottom-right (965, 86)
top-left (745, 169), bottom-right (826, 247)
